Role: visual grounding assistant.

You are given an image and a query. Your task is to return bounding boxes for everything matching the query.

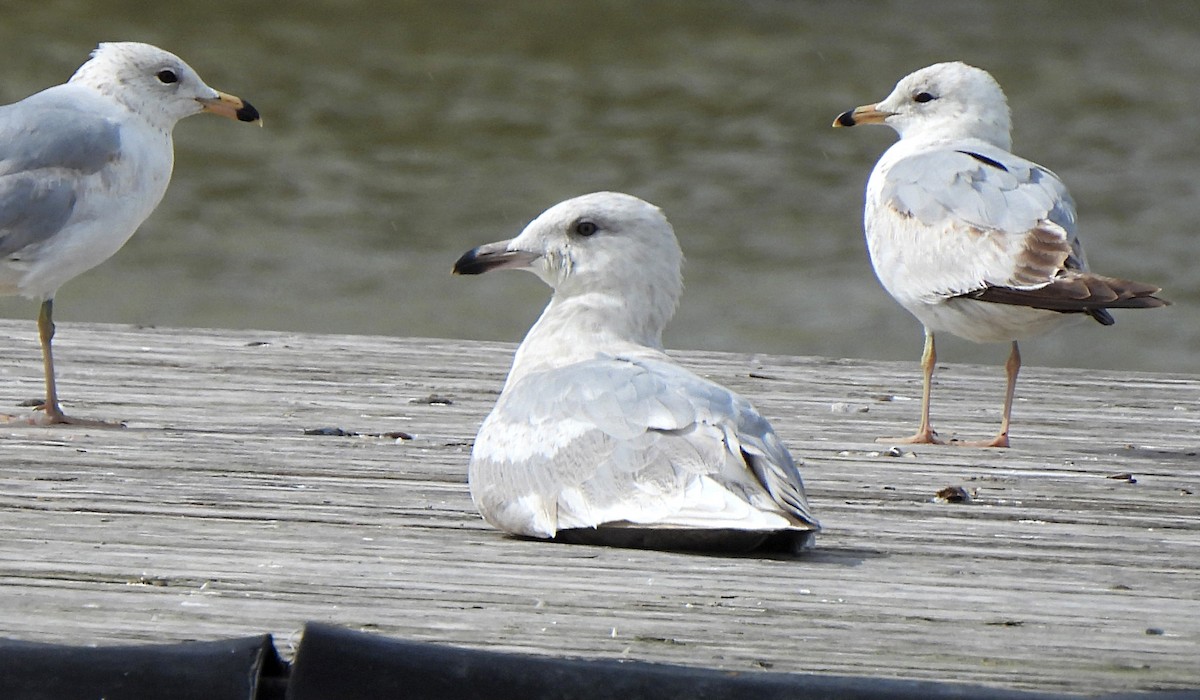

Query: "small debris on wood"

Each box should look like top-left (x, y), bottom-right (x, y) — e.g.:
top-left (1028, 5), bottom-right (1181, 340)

top-left (303, 427), bottom-right (414, 440)
top-left (1145, 627), bottom-right (1165, 636)
top-left (830, 402), bottom-right (869, 414)
top-left (633, 635), bottom-right (685, 646)
top-left (934, 486), bottom-right (974, 504)
top-left (304, 427), bottom-right (357, 437)
top-left (748, 371), bottom-right (780, 380)
top-left (867, 446), bottom-right (913, 458)
top-left (245, 340), bottom-right (271, 347)
top-left (18, 398), bottom-right (44, 408)
top-left (410, 394), bottom-right (453, 405)
top-left (1106, 473), bottom-right (1137, 484)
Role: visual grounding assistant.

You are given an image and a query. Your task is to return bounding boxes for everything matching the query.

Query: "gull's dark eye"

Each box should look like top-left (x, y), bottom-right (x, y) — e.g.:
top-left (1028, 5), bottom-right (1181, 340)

top-left (156, 69), bottom-right (178, 84)
top-left (914, 91), bottom-right (935, 103)
top-left (572, 220), bottom-right (598, 237)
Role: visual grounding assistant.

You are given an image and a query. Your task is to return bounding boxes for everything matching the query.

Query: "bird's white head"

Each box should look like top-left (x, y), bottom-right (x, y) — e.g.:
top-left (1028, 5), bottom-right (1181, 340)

top-left (834, 61), bottom-right (1012, 150)
top-left (69, 42), bottom-right (259, 130)
top-left (454, 192), bottom-right (684, 347)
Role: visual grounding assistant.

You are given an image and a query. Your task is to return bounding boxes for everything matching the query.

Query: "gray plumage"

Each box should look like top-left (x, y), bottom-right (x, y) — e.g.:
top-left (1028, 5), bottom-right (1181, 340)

top-left (882, 144), bottom-right (1075, 241)
top-left (0, 42), bottom-right (259, 425)
top-left (834, 60), bottom-right (1167, 447)
top-left (454, 192), bottom-right (819, 551)
top-left (471, 355), bottom-right (816, 533)
top-left (0, 95), bottom-right (122, 258)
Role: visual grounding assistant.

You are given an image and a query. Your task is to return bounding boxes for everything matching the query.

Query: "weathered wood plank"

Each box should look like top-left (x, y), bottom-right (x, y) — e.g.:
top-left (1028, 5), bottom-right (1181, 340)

top-left (0, 320), bottom-right (1196, 694)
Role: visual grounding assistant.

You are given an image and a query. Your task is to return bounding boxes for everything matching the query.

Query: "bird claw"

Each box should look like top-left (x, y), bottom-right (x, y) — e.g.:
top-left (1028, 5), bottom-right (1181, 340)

top-left (40, 410), bottom-right (127, 429)
top-left (951, 434), bottom-right (1010, 449)
top-left (2, 408), bottom-right (126, 429)
top-left (876, 429), bottom-right (943, 445)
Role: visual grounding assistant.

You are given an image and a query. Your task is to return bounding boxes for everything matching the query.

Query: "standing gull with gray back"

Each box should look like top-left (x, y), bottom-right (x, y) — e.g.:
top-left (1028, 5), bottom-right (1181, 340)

top-left (834, 62), bottom-right (1167, 447)
top-left (0, 42), bottom-right (260, 425)
top-left (454, 192), bottom-right (819, 552)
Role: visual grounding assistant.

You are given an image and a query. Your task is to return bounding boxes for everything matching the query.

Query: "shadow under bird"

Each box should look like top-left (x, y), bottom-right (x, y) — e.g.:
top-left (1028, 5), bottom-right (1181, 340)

top-left (834, 61), bottom-right (1167, 448)
top-left (453, 192), bottom-right (819, 553)
top-left (0, 41), bottom-right (260, 426)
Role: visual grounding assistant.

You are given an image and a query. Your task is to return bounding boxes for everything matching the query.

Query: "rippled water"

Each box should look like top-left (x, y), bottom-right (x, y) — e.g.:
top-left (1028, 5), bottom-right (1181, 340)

top-left (1, 1), bottom-right (1197, 373)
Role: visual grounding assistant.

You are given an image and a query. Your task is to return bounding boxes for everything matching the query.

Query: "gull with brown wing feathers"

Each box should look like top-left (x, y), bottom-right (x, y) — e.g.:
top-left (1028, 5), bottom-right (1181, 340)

top-left (834, 62), bottom-right (1167, 447)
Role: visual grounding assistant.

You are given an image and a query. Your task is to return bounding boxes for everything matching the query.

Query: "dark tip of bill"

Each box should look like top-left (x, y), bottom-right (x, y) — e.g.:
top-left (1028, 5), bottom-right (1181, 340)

top-left (236, 100), bottom-right (261, 122)
top-left (452, 249), bottom-right (483, 275)
top-left (834, 110), bottom-right (856, 127)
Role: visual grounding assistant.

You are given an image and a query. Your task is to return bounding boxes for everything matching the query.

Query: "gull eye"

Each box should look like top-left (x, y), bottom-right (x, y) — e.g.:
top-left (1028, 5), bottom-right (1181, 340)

top-left (914, 91), bottom-right (935, 103)
top-left (572, 220), bottom-right (598, 237)
top-left (156, 69), bottom-right (179, 84)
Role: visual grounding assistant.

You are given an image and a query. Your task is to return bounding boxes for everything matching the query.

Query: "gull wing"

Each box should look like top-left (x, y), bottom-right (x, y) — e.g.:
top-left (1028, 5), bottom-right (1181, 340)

top-left (0, 87), bottom-right (122, 258)
top-left (468, 355), bottom-right (818, 539)
top-left (876, 142), bottom-right (1162, 316)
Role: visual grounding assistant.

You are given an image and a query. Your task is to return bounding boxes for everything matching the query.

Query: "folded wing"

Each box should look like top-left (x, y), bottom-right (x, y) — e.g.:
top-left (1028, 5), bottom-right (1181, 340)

top-left (469, 355), bottom-right (818, 539)
top-left (0, 91), bottom-right (122, 258)
top-left (879, 143), bottom-right (1165, 316)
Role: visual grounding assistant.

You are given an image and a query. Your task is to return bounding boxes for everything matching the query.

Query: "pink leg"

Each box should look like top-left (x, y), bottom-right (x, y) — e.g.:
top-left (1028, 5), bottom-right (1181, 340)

top-left (957, 340), bottom-right (1018, 448)
top-left (879, 328), bottom-right (943, 445)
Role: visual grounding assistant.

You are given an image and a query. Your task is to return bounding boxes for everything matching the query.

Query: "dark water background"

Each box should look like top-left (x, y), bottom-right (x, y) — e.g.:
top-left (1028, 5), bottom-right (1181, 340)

top-left (1, 1), bottom-right (1196, 373)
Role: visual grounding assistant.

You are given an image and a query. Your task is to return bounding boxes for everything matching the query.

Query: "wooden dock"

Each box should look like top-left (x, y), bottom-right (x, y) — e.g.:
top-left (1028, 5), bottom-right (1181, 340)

top-left (0, 319), bottom-right (1196, 695)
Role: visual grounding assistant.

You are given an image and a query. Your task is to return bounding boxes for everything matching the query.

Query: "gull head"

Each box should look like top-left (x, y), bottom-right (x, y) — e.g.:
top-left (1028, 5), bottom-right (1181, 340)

top-left (69, 42), bottom-right (260, 130)
top-left (454, 192), bottom-right (684, 345)
top-left (833, 61), bottom-right (1011, 149)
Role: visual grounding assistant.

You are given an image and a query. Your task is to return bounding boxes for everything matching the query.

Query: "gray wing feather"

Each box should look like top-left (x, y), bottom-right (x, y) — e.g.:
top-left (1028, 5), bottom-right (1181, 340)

top-left (0, 176), bottom-right (79, 257)
top-left (0, 91), bottom-right (122, 257)
top-left (735, 411), bottom-right (813, 520)
top-left (877, 142), bottom-right (1094, 298)
top-left (472, 356), bottom-right (817, 534)
top-left (883, 144), bottom-right (1077, 236)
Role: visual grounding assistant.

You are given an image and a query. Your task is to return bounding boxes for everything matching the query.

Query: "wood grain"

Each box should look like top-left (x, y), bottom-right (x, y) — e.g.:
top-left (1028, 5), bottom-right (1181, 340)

top-left (0, 320), bottom-right (1196, 694)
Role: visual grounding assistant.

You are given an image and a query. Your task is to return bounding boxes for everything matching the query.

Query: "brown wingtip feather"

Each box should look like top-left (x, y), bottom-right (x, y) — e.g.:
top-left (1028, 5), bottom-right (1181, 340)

top-left (971, 272), bottom-right (1169, 324)
top-left (971, 222), bottom-right (1169, 323)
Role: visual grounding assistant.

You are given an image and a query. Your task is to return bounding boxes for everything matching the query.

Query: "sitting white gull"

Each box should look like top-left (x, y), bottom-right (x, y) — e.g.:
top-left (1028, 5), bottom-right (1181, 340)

top-left (833, 61), bottom-right (1167, 447)
top-left (0, 42), bottom-right (260, 426)
top-left (453, 192), bottom-right (819, 552)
